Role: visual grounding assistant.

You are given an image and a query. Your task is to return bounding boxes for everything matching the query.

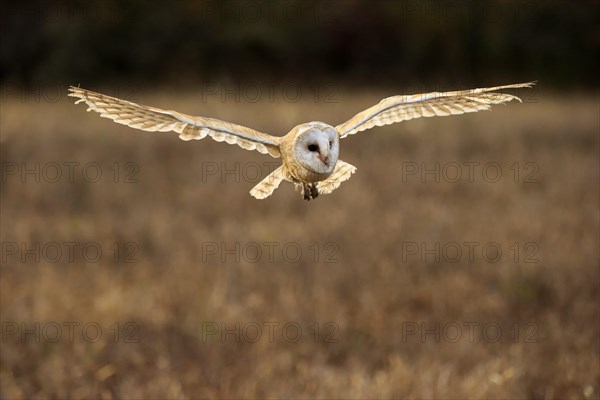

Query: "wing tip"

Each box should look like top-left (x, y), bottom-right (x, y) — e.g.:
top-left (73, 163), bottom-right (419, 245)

top-left (249, 191), bottom-right (269, 200)
top-left (493, 81), bottom-right (537, 91)
top-left (68, 85), bottom-right (89, 102)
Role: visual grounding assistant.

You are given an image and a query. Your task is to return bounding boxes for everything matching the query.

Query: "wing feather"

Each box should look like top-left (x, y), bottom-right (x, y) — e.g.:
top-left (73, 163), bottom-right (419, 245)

top-left (317, 160), bottom-right (357, 195)
top-left (249, 166), bottom-right (285, 199)
top-left (336, 82), bottom-right (535, 138)
top-left (68, 87), bottom-right (281, 157)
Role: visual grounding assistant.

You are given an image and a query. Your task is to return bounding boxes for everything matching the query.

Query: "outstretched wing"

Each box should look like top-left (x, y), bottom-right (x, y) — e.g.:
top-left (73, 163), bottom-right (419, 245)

top-left (336, 82), bottom-right (535, 138)
top-left (68, 86), bottom-right (281, 157)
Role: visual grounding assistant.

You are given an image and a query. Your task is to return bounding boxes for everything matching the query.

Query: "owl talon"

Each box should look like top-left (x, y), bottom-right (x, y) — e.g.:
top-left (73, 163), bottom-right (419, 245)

top-left (302, 183), bottom-right (319, 200)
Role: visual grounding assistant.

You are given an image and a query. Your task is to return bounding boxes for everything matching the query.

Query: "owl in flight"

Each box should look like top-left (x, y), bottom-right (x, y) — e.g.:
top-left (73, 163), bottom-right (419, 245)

top-left (69, 82), bottom-right (534, 200)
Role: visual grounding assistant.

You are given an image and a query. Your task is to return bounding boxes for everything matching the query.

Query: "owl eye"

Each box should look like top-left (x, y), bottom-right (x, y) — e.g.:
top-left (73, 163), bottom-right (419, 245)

top-left (329, 141), bottom-right (333, 148)
top-left (307, 144), bottom-right (318, 152)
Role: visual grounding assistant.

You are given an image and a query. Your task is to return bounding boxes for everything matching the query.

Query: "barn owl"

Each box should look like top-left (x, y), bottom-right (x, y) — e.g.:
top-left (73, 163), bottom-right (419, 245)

top-left (68, 82), bottom-right (535, 200)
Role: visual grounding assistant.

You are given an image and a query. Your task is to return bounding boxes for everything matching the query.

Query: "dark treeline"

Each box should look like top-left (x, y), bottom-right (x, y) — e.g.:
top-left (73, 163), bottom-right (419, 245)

top-left (1, 0), bottom-right (597, 89)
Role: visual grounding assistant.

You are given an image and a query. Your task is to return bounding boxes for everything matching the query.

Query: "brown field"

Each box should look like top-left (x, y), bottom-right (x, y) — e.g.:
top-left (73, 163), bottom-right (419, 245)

top-left (0, 87), bottom-right (598, 399)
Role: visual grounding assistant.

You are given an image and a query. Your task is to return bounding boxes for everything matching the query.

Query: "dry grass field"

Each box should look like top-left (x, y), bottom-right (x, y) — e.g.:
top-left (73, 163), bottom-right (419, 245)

top-left (0, 86), bottom-right (598, 399)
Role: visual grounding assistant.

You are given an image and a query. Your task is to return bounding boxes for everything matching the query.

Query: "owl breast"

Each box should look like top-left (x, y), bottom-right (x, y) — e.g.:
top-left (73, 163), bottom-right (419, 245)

top-left (282, 156), bottom-right (335, 183)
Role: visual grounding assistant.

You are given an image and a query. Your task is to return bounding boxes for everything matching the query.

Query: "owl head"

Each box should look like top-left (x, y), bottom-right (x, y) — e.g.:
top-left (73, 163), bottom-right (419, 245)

top-left (293, 122), bottom-right (339, 175)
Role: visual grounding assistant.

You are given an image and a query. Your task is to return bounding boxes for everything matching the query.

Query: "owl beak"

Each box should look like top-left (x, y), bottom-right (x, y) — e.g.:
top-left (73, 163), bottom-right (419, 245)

top-left (318, 153), bottom-right (330, 166)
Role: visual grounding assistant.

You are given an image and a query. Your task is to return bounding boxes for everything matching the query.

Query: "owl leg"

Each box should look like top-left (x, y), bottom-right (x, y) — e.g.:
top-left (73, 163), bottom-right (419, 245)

top-left (310, 183), bottom-right (319, 199)
top-left (302, 183), bottom-right (311, 200)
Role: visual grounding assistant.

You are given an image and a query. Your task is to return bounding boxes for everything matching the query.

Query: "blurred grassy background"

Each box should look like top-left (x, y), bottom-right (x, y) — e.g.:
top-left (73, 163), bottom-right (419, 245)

top-left (1, 1), bottom-right (599, 399)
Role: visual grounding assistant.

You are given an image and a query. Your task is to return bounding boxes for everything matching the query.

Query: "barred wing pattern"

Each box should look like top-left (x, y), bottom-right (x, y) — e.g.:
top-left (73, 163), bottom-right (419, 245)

top-left (336, 82), bottom-right (535, 138)
top-left (68, 87), bottom-right (281, 158)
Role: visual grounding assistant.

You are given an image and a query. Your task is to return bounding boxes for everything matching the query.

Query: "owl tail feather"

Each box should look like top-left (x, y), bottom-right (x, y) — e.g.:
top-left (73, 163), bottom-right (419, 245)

top-left (250, 166), bottom-right (285, 199)
top-left (317, 160), bottom-right (357, 195)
